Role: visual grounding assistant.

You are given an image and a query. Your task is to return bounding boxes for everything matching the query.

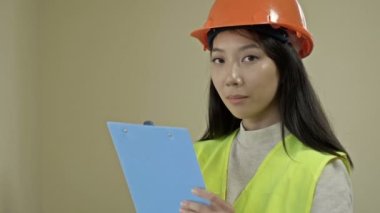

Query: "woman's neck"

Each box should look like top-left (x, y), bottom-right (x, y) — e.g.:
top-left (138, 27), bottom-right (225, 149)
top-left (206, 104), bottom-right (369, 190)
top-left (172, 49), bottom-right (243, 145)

top-left (242, 103), bottom-right (281, 130)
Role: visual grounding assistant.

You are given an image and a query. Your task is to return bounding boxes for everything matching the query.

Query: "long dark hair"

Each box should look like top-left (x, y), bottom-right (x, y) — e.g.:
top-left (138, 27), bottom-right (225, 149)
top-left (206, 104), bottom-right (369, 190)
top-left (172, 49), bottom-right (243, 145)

top-left (200, 28), bottom-right (353, 167)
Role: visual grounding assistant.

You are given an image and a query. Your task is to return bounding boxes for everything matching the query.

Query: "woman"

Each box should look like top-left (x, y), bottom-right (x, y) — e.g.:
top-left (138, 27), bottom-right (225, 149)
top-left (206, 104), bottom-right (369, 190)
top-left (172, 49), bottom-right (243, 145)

top-left (180, 0), bottom-right (353, 212)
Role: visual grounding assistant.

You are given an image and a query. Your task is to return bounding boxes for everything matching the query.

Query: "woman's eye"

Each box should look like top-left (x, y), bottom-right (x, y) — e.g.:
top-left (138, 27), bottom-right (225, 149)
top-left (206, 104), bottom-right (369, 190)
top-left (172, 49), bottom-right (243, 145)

top-left (211, 58), bottom-right (225, 64)
top-left (242, 55), bottom-right (257, 62)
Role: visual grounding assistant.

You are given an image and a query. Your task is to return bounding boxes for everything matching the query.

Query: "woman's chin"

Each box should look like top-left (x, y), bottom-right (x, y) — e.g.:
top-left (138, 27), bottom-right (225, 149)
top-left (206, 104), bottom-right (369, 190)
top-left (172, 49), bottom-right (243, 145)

top-left (229, 111), bottom-right (248, 120)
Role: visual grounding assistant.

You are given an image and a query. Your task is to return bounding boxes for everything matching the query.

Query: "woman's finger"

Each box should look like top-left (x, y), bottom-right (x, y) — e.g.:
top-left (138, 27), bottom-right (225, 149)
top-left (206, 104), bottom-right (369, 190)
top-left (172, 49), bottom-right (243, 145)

top-left (180, 200), bottom-right (207, 212)
top-left (192, 188), bottom-right (214, 200)
top-left (192, 188), bottom-right (232, 209)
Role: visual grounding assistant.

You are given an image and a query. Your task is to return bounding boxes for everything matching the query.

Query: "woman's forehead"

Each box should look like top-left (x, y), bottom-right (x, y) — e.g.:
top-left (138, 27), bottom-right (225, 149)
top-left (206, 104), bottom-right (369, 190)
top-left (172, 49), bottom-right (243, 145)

top-left (212, 30), bottom-right (261, 49)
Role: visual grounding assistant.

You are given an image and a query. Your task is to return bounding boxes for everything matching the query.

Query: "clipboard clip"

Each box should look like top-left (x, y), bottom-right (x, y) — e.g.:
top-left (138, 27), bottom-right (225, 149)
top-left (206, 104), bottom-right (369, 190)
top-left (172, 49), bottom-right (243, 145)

top-left (122, 120), bottom-right (155, 133)
top-left (142, 120), bottom-right (174, 140)
top-left (143, 120), bottom-right (155, 126)
top-left (122, 121), bottom-right (173, 140)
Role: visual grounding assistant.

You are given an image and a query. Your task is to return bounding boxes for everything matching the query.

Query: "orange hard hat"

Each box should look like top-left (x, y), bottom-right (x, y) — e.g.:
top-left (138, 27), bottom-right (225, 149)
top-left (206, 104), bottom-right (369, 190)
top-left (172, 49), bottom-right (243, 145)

top-left (191, 0), bottom-right (314, 58)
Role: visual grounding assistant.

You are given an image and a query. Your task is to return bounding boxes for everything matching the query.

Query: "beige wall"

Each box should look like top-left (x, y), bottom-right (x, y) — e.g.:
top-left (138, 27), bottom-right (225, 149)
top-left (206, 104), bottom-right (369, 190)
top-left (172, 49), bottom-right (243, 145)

top-left (38, 0), bottom-right (211, 212)
top-left (1, 0), bottom-right (379, 212)
top-left (0, 0), bottom-right (40, 213)
top-left (301, 1), bottom-right (380, 212)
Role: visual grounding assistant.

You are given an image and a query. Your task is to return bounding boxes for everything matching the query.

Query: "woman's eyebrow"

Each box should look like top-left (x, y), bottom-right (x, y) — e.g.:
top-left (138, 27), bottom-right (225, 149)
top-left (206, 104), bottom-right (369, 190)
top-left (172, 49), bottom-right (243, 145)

top-left (211, 47), bottom-right (224, 53)
top-left (211, 43), bottom-right (260, 53)
top-left (238, 43), bottom-right (260, 51)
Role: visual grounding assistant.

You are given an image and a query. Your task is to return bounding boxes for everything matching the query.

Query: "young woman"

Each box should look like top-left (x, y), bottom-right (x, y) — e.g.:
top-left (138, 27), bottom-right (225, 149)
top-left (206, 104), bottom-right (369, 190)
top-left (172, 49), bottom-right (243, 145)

top-left (180, 0), bottom-right (353, 212)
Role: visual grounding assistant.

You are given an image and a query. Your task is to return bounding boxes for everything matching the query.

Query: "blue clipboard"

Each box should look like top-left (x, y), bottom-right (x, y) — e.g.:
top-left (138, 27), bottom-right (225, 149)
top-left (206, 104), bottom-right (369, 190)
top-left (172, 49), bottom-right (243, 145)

top-left (107, 121), bottom-right (208, 213)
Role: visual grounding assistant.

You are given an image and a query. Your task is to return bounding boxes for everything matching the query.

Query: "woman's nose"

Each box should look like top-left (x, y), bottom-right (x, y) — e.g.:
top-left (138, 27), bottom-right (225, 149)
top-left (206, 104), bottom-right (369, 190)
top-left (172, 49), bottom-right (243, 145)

top-left (225, 63), bottom-right (243, 86)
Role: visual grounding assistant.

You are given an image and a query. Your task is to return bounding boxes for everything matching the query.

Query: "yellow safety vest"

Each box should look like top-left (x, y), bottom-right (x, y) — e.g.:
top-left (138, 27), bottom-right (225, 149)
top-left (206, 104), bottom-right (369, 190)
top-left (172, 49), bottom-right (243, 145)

top-left (194, 130), bottom-right (350, 213)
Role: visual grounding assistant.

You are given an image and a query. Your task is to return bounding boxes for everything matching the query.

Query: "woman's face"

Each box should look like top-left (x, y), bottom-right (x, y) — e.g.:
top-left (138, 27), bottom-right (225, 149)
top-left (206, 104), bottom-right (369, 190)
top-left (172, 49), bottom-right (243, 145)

top-left (210, 30), bottom-right (281, 129)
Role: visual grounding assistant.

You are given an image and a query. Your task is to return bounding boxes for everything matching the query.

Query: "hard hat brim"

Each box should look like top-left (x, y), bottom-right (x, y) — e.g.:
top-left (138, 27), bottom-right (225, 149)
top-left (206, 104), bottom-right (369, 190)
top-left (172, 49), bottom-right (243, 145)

top-left (191, 24), bottom-right (313, 58)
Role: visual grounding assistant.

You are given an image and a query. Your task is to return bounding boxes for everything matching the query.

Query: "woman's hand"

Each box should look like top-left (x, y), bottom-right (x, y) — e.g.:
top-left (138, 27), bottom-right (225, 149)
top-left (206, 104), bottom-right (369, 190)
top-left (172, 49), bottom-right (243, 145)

top-left (180, 188), bottom-right (234, 213)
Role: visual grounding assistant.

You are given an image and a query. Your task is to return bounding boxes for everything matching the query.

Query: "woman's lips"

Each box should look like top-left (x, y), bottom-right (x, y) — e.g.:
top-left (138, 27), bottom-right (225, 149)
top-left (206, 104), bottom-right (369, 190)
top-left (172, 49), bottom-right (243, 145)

top-left (226, 95), bottom-right (248, 104)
